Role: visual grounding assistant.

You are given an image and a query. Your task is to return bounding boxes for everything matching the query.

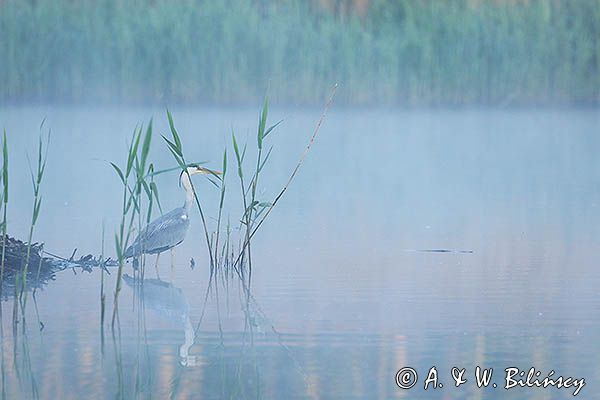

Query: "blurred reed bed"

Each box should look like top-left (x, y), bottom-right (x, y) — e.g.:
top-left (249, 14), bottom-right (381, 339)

top-left (0, 0), bottom-right (598, 106)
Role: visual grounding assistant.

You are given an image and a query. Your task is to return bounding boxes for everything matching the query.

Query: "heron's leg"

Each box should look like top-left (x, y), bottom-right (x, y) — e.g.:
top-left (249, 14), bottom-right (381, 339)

top-left (154, 253), bottom-right (161, 279)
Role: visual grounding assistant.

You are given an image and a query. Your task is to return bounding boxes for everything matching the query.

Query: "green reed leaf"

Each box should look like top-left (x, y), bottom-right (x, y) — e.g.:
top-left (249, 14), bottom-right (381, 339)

top-left (258, 146), bottom-right (273, 173)
top-left (263, 119), bottom-right (282, 139)
top-left (149, 181), bottom-right (163, 214)
top-left (110, 162), bottom-right (125, 184)
top-left (140, 119), bottom-right (153, 172)
top-left (166, 110), bottom-right (182, 151)
top-left (257, 97), bottom-right (268, 149)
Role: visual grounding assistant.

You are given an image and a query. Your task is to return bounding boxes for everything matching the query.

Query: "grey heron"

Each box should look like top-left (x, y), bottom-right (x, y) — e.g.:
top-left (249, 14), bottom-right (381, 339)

top-left (124, 165), bottom-right (220, 271)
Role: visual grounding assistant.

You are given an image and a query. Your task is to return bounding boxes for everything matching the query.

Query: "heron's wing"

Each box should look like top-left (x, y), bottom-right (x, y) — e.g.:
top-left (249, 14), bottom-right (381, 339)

top-left (126, 207), bottom-right (190, 257)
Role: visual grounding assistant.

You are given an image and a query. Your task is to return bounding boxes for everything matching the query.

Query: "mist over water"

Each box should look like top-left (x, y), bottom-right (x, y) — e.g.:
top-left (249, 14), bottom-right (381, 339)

top-left (0, 106), bottom-right (598, 399)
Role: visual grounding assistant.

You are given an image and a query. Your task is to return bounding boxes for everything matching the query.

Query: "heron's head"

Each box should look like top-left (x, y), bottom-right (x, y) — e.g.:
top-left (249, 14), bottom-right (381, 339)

top-left (180, 165), bottom-right (222, 186)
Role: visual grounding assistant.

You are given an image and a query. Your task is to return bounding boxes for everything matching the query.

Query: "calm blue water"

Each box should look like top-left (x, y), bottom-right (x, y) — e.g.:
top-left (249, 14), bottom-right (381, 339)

top-left (0, 107), bottom-right (599, 399)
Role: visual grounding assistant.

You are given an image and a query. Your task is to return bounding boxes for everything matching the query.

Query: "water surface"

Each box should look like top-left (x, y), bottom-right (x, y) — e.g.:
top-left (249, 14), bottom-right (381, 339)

top-left (0, 107), bottom-right (599, 399)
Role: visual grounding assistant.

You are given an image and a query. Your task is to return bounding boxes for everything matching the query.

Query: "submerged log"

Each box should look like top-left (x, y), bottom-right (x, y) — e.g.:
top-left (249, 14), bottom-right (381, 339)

top-left (0, 235), bottom-right (45, 272)
top-left (0, 235), bottom-right (116, 300)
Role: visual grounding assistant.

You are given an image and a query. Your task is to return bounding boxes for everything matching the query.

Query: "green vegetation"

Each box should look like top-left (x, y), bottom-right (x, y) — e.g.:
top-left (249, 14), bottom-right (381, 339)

top-left (0, 0), bottom-right (598, 106)
top-left (163, 89), bottom-right (335, 295)
top-left (20, 125), bottom-right (49, 304)
top-left (162, 100), bottom-right (283, 285)
top-left (110, 121), bottom-right (158, 326)
top-left (232, 98), bottom-right (281, 284)
top-left (107, 90), bottom-right (333, 320)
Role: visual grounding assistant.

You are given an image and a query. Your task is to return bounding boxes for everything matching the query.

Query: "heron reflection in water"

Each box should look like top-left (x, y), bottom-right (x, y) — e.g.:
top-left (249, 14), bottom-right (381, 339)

top-left (124, 165), bottom-right (221, 274)
top-left (123, 274), bottom-right (196, 366)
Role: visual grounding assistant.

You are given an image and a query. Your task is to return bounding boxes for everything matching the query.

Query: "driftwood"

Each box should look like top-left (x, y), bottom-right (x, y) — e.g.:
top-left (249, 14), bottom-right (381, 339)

top-left (0, 235), bottom-right (115, 300)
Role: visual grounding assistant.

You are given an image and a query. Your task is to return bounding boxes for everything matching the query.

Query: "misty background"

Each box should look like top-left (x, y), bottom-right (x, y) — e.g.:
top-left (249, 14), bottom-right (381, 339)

top-left (1, 0), bottom-right (599, 106)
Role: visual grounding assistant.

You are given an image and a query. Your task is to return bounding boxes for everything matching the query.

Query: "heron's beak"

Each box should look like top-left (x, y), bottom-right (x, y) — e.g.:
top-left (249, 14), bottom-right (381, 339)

top-left (195, 166), bottom-right (222, 177)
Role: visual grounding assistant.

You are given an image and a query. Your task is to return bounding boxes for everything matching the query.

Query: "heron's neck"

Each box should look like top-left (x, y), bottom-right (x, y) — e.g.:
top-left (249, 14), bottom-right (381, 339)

top-left (181, 173), bottom-right (195, 213)
top-left (179, 314), bottom-right (194, 359)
